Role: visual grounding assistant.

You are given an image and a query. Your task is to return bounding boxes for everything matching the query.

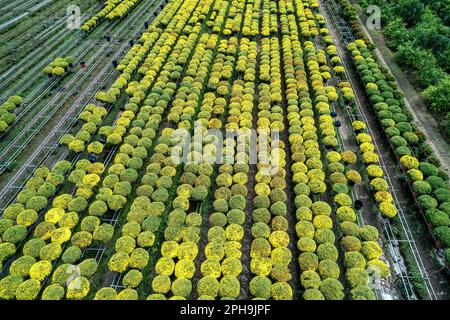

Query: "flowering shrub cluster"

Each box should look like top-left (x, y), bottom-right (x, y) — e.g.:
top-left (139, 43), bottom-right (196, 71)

top-left (245, 29), bottom-right (294, 301)
top-left (94, 0), bottom-right (217, 299)
top-left (43, 56), bottom-right (75, 77)
top-left (327, 147), bottom-right (388, 299)
top-left (95, 1), bottom-right (185, 106)
top-left (0, 0), bottom-right (204, 300)
top-left (313, 11), bottom-right (392, 299)
top-left (288, 12), bottom-right (344, 299)
top-left (59, 104), bottom-right (108, 154)
top-left (0, 161), bottom-right (71, 286)
top-left (89, 0), bottom-right (229, 300)
top-left (240, 0), bottom-right (260, 37)
top-left (81, 0), bottom-right (143, 32)
top-left (0, 95), bottom-right (22, 133)
top-left (0, 158), bottom-right (101, 300)
top-left (3, 0), bottom-right (443, 301)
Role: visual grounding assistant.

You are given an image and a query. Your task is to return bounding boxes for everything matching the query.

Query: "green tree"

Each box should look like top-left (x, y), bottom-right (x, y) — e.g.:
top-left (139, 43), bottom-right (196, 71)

top-left (394, 0), bottom-right (424, 27)
top-left (423, 77), bottom-right (450, 115)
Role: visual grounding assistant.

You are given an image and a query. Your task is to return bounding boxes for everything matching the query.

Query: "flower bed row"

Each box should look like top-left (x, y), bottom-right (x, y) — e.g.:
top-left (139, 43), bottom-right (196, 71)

top-left (247, 32), bottom-right (294, 301)
top-left (0, 95), bottom-right (22, 134)
top-left (59, 104), bottom-right (108, 154)
top-left (0, 3), bottom-right (184, 291)
top-left (281, 0), bottom-right (345, 300)
top-left (81, 0), bottom-right (143, 32)
top-left (194, 35), bottom-right (251, 300)
top-left (205, 0), bottom-right (225, 32)
top-left (95, 0), bottom-right (185, 105)
top-left (100, 26), bottom-right (216, 301)
top-left (348, 40), bottom-right (450, 264)
top-left (309, 0), bottom-right (393, 299)
top-left (106, 0), bottom-right (141, 20)
top-left (146, 36), bottom-right (226, 301)
top-left (66, 0), bottom-right (213, 300)
top-left (147, 33), bottom-right (240, 301)
top-left (143, 1), bottom-right (246, 301)
top-left (313, 2), bottom-right (442, 298)
top-left (333, 0), bottom-right (374, 48)
top-left (63, 0), bottom-right (183, 154)
top-left (43, 56), bottom-right (75, 77)
top-left (260, 0), bottom-right (277, 37)
top-left (240, 0), bottom-right (260, 37)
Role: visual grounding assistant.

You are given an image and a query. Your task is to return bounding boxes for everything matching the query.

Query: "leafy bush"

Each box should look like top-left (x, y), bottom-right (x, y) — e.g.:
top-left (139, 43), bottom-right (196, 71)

top-left (347, 268), bottom-right (369, 288)
top-left (271, 282), bottom-right (292, 300)
top-left (66, 276), bottom-right (90, 300)
top-left (434, 226), bottom-right (450, 247)
top-left (318, 260), bottom-right (340, 280)
top-left (29, 260), bottom-right (52, 281)
top-left (16, 279), bottom-right (41, 300)
top-left (62, 246), bottom-right (82, 264)
top-left (0, 275), bottom-right (23, 299)
top-left (344, 251), bottom-right (366, 269)
top-left (9, 255), bottom-right (36, 277)
top-left (0, 242), bottom-right (15, 263)
top-left (171, 278), bottom-right (192, 298)
top-left (42, 283), bottom-right (65, 300)
top-left (40, 243), bottom-right (62, 261)
top-left (303, 288), bottom-right (325, 300)
top-left (3, 225), bottom-right (27, 243)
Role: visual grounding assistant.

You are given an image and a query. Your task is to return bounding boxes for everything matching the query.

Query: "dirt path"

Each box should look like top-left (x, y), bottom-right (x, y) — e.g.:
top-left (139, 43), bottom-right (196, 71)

top-left (349, 0), bottom-right (450, 174)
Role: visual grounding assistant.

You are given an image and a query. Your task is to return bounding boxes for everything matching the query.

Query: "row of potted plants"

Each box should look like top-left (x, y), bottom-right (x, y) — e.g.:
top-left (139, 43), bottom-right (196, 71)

top-left (246, 31), bottom-right (295, 300)
top-left (145, 0), bottom-right (246, 300)
top-left (0, 161), bottom-right (71, 277)
top-left (314, 2), bottom-right (445, 297)
top-left (283, 0), bottom-right (346, 300)
top-left (146, 35), bottom-right (227, 301)
top-left (310, 1), bottom-right (394, 300)
top-left (95, 0), bottom-right (185, 105)
top-left (81, 0), bottom-right (143, 32)
top-left (348, 40), bottom-right (449, 265)
top-left (72, 0), bottom-right (216, 300)
top-left (0, 95), bottom-right (22, 134)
